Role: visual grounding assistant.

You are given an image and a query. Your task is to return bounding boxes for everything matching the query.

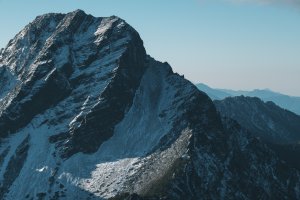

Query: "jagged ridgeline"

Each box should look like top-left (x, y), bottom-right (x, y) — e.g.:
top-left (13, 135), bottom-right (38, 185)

top-left (0, 10), bottom-right (299, 200)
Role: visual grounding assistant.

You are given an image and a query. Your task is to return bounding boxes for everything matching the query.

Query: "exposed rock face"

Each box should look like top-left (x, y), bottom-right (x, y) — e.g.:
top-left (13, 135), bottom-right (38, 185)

top-left (0, 136), bottom-right (30, 199)
top-left (0, 10), bottom-right (299, 200)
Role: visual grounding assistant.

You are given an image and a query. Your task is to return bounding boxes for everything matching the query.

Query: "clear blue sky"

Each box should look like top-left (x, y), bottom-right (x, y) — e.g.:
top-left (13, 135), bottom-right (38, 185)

top-left (0, 0), bottom-right (299, 96)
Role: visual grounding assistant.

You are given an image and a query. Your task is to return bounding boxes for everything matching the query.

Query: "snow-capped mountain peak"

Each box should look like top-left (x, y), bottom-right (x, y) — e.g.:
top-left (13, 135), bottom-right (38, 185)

top-left (0, 11), bottom-right (299, 200)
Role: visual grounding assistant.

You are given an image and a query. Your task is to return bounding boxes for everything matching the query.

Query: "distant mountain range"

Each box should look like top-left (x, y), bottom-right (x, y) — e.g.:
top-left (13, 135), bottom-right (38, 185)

top-left (196, 83), bottom-right (300, 115)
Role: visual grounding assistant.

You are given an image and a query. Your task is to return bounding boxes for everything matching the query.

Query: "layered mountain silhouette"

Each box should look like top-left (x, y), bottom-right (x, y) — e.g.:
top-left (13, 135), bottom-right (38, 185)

top-left (197, 83), bottom-right (300, 115)
top-left (0, 10), bottom-right (299, 200)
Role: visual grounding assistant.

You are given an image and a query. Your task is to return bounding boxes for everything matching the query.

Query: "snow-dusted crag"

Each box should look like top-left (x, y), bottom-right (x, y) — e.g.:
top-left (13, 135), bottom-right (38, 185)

top-left (0, 10), bottom-right (300, 200)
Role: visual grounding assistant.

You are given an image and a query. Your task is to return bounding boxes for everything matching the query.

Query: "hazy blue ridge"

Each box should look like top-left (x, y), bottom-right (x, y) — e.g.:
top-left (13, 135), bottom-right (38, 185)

top-left (196, 83), bottom-right (300, 115)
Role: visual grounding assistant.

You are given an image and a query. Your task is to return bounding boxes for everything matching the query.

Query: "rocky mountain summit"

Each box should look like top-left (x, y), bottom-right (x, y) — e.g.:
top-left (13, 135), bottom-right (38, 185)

top-left (0, 10), bottom-right (299, 200)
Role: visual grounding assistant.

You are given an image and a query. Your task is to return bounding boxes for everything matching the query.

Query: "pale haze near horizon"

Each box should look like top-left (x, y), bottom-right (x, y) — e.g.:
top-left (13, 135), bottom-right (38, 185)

top-left (0, 0), bottom-right (299, 96)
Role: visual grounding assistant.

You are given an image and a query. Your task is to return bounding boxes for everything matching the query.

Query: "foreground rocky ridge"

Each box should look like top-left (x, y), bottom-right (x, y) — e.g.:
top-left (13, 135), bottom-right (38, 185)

top-left (0, 10), bottom-right (299, 200)
top-left (215, 96), bottom-right (300, 171)
top-left (215, 96), bottom-right (300, 144)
